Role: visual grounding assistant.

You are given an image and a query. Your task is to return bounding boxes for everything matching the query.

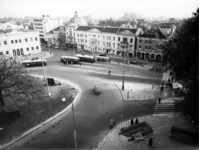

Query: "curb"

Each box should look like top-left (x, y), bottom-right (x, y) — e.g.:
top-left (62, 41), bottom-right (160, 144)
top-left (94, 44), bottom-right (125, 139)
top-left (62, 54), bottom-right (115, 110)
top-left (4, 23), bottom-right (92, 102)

top-left (114, 83), bottom-right (157, 102)
top-left (1, 75), bottom-right (81, 150)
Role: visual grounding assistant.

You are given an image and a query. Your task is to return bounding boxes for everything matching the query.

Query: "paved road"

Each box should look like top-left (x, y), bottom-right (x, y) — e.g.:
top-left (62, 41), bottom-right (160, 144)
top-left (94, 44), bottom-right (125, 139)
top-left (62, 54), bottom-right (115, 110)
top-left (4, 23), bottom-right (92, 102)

top-left (23, 68), bottom-right (157, 150)
top-left (5, 48), bottom-right (162, 150)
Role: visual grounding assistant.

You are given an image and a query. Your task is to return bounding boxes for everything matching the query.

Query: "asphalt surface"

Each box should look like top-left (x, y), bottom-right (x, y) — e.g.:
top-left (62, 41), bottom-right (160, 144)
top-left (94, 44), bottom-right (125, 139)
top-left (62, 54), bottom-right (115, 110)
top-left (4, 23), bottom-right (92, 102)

top-left (4, 48), bottom-right (163, 150)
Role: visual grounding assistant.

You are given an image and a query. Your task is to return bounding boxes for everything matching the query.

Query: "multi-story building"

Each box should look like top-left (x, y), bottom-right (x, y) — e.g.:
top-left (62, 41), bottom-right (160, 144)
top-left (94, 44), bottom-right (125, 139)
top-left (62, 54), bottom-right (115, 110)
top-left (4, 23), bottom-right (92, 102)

top-left (33, 15), bottom-right (64, 43)
top-left (75, 26), bottom-right (143, 57)
top-left (0, 29), bottom-right (41, 57)
top-left (136, 27), bottom-right (167, 61)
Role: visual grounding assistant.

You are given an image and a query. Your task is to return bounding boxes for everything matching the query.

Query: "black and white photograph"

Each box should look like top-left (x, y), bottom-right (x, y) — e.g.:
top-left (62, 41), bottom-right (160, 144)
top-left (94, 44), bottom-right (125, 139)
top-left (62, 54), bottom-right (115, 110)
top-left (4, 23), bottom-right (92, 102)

top-left (0, 0), bottom-right (198, 149)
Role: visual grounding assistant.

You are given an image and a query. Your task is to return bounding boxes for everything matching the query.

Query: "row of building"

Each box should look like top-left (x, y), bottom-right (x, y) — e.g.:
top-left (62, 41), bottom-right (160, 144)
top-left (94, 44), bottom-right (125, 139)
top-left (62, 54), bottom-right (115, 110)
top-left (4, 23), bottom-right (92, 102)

top-left (0, 12), bottom-right (176, 61)
top-left (46, 12), bottom-right (176, 61)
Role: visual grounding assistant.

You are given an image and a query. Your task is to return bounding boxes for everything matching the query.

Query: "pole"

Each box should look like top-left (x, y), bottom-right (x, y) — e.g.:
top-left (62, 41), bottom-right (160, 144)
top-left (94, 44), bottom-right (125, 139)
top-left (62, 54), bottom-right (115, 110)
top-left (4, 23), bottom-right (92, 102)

top-left (152, 59), bottom-right (158, 89)
top-left (48, 44), bottom-right (51, 54)
top-left (72, 101), bottom-right (77, 149)
top-left (42, 61), bottom-right (51, 96)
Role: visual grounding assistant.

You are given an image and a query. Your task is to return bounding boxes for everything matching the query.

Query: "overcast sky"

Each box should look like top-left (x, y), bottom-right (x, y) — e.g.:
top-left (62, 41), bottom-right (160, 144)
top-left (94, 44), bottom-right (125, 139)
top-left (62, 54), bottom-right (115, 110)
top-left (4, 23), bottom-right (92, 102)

top-left (0, 0), bottom-right (198, 19)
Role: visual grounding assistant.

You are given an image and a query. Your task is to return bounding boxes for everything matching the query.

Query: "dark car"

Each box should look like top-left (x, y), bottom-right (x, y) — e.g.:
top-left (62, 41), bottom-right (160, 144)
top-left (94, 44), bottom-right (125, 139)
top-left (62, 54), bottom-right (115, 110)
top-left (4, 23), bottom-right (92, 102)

top-left (129, 60), bottom-right (137, 64)
top-left (93, 85), bottom-right (101, 95)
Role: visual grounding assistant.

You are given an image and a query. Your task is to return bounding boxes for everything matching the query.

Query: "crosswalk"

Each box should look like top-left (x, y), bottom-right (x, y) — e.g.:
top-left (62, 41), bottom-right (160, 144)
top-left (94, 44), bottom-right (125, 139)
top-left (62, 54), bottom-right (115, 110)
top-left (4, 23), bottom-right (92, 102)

top-left (154, 100), bottom-right (175, 114)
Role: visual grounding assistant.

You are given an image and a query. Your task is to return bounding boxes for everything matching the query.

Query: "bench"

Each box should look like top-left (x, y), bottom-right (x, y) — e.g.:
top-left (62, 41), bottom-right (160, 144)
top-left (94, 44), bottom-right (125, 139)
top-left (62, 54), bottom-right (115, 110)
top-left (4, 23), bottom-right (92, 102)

top-left (169, 126), bottom-right (198, 143)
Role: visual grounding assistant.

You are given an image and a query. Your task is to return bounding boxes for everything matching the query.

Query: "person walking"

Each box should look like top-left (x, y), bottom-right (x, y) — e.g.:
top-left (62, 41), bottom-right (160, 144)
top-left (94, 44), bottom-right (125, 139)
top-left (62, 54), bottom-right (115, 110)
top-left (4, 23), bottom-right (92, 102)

top-left (135, 118), bottom-right (139, 124)
top-left (130, 119), bottom-right (134, 125)
top-left (158, 98), bottom-right (161, 104)
top-left (108, 70), bottom-right (111, 75)
top-left (109, 118), bottom-right (115, 129)
top-left (148, 137), bottom-right (155, 148)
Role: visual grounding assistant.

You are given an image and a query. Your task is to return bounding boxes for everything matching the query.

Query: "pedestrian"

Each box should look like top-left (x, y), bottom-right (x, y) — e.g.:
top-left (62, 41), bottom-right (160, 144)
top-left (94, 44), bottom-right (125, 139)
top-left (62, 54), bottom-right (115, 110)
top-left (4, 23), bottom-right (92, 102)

top-left (148, 137), bottom-right (155, 148)
top-left (135, 118), bottom-right (139, 124)
top-left (158, 98), bottom-right (161, 104)
top-left (108, 70), bottom-right (111, 75)
top-left (109, 118), bottom-right (115, 129)
top-left (168, 78), bottom-right (171, 84)
top-left (160, 86), bottom-right (164, 92)
top-left (171, 76), bottom-right (174, 82)
top-left (130, 119), bottom-right (134, 125)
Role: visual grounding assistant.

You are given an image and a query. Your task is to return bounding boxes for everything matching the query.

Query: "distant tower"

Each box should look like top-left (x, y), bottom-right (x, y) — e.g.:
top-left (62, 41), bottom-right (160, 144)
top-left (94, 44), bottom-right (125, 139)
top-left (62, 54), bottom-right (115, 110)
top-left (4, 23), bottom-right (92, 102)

top-left (75, 11), bottom-right (78, 17)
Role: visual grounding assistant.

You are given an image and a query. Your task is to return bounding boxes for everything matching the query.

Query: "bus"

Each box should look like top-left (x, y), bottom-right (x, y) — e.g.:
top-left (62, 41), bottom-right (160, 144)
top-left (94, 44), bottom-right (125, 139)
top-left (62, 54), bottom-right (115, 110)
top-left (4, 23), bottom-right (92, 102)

top-left (75, 54), bottom-right (95, 63)
top-left (21, 59), bottom-right (47, 67)
top-left (60, 56), bottom-right (80, 64)
top-left (95, 56), bottom-right (110, 62)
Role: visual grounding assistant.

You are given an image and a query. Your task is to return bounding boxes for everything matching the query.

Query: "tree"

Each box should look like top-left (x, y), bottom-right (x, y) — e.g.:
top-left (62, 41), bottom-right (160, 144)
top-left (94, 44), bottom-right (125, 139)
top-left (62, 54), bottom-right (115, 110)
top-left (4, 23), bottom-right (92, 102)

top-left (0, 56), bottom-right (45, 108)
top-left (160, 8), bottom-right (199, 124)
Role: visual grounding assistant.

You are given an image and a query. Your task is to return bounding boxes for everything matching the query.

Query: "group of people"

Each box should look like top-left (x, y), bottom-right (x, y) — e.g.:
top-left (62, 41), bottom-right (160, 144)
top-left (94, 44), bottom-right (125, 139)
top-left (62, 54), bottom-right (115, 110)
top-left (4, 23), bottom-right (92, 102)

top-left (130, 118), bottom-right (139, 125)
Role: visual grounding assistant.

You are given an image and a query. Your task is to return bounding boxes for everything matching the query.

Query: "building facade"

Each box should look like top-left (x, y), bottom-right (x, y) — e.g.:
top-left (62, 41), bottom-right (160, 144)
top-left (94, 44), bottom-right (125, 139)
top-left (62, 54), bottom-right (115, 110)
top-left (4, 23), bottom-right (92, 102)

top-left (0, 29), bottom-right (41, 57)
top-left (33, 15), bottom-right (64, 42)
top-left (136, 27), bottom-right (167, 61)
top-left (75, 26), bottom-right (143, 57)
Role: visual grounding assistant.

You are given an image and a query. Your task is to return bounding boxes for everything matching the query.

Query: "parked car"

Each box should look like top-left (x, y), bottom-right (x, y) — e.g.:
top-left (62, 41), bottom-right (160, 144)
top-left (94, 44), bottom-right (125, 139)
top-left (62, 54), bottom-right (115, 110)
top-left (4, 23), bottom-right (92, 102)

top-left (93, 85), bottom-right (101, 95)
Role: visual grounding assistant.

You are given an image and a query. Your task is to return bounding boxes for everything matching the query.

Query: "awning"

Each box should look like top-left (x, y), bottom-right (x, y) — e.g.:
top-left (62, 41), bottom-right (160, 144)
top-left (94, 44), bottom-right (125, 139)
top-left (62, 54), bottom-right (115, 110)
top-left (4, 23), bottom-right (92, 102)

top-left (172, 82), bottom-right (183, 89)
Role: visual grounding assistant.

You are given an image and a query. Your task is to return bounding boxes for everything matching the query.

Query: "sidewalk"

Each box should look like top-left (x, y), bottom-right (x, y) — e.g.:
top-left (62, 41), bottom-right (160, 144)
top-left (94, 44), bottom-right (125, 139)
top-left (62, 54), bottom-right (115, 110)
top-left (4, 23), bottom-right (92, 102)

top-left (92, 71), bottom-right (197, 150)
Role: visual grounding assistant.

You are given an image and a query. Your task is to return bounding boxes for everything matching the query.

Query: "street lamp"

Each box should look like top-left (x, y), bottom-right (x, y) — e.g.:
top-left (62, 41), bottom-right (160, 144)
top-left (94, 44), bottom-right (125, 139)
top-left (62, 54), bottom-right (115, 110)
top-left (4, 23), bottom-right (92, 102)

top-left (152, 58), bottom-right (158, 89)
top-left (42, 60), bottom-right (51, 96)
top-left (62, 96), bottom-right (77, 149)
top-left (122, 42), bottom-right (128, 91)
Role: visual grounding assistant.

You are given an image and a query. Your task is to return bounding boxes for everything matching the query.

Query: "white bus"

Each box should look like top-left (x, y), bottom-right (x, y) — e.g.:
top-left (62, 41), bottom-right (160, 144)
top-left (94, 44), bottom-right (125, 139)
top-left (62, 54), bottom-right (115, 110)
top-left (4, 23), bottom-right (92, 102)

top-left (21, 59), bottom-right (47, 67)
top-left (95, 56), bottom-right (110, 62)
top-left (60, 56), bottom-right (80, 64)
top-left (75, 54), bottom-right (95, 63)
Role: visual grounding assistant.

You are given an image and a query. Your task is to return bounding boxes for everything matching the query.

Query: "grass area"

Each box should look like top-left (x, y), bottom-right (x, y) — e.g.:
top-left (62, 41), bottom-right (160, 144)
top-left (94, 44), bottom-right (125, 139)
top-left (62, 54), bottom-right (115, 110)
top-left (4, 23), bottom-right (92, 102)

top-left (0, 84), bottom-right (78, 145)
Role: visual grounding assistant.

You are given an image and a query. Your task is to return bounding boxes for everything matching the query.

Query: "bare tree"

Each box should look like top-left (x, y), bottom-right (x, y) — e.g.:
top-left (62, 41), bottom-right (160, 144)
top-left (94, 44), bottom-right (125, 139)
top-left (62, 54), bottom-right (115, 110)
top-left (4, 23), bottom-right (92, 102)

top-left (0, 56), bottom-right (45, 108)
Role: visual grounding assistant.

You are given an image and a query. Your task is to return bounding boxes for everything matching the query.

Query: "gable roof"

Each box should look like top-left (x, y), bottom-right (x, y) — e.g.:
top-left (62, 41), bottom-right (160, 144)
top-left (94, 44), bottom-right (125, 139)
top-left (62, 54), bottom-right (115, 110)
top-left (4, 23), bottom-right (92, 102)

top-left (138, 29), bottom-right (166, 39)
top-left (76, 26), bottom-right (138, 34)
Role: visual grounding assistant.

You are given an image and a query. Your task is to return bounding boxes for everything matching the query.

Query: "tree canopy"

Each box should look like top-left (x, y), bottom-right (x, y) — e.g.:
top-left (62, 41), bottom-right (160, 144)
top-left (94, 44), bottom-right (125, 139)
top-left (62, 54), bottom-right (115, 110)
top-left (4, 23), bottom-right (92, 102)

top-left (161, 8), bottom-right (199, 124)
top-left (0, 56), bottom-right (45, 108)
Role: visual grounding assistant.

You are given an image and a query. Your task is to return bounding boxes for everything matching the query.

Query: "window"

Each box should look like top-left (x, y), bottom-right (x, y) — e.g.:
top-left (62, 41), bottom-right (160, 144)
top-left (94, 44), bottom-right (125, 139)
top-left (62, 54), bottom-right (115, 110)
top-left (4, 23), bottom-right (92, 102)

top-left (118, 37), bottom-right (120, 41)
top-left (103, 42), bottom-right (105, 46)
top-left (109, 36), bottom-right (111, 40)
top-left (139, 45), bottom-right (142, 49)
top-left (113, 37), bottom-right (115, 41)
top-left (30, 38), bottom-right (33, 41)
top-left (148, 46), bottom-right (151, 49)
top-left (4, 41), bottom-right (7, 45)
top-left (15, 40), bottom-right (18, 43)
top-left (145, 40), bottom-right (148, 43)
top-left (35, 37), bottom-right (37, 41)
top-left (139, 39), bottom-right (142, 43)
top-left (149, 40), bottom-right (152, 44)
top-left (32, 47), bottom-right (34, 50)
top-left (19, 39), bottom-right (22, 43)
top-left (130, 38), bottom-right (133, 43)
top-left (11, 40), bottom-right (14, 44)
top-left (98, 35), bottom-right (100, 38)
top-left (36, 46), bottom-right (39, 49)
top-left (145, 46), bottom-right (148, 49)
top-left (17, 49), bottom-right (20, 55)
top-left (0, 52), bottom-right (3, 55)
top-left (109, 43), bottom-right (111, 47)
top-left (107, 36), bottom-right (108, 40)
top-left (27, 48), bottom-right (29, 51)
top-left (113, 43), bottom-right (115, 48)
top-left (78, 34), bottom-right (79, 37)
top-left (6, 51), bottom-right (9, 54)
top-left (86, 40), bottom-right (87, 43)
top-left (103, 36), bottom-right (105, 39)
top-left (85, 34), bottom-right (87, 37)
top-left (107, 42), bottom-right (108, 47)
top-left (25, 38), bottom-right (28, 42)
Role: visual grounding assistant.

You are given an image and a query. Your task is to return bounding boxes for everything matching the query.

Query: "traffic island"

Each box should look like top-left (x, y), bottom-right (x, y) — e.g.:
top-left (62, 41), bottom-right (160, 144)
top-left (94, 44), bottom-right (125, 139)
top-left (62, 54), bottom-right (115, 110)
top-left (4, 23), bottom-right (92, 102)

top-left (0, 77), bottom-right (79, 149)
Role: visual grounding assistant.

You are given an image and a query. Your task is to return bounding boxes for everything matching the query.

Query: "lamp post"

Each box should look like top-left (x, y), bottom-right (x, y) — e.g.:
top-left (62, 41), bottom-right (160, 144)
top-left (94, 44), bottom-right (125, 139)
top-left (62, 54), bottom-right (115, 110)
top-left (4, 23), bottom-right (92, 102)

top-left (62, 96), bottom-right (77, 149)
top-left (122, 42), bottom-right (128, 91)
top-left (152, 58), bottom-right (158, 89)
top-left (42, 60), bottom-right (51, 96)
